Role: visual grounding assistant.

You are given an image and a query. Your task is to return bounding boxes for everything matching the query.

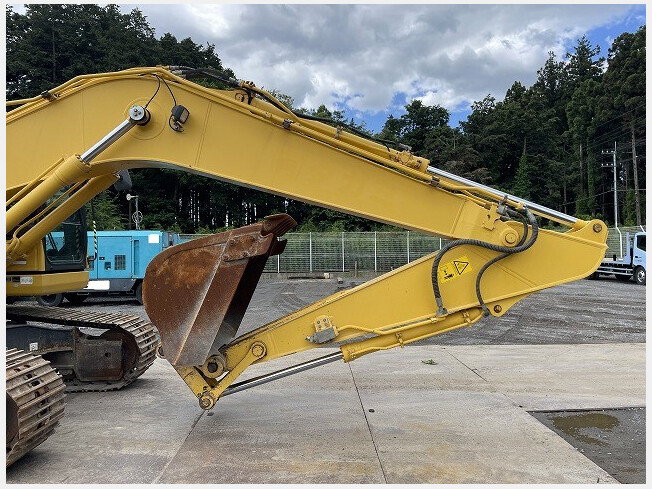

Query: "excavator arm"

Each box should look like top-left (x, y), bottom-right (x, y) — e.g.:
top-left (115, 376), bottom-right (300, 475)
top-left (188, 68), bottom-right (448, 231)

top-left (6, 66), bottom-right (607, 410)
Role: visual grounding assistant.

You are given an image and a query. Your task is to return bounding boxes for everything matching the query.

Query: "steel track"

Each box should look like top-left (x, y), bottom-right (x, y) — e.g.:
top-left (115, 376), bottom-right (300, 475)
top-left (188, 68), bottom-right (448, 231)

top-left (6, 305), bottom-right (159, 392)
top-left (6, 348), bottom-right (66, 467)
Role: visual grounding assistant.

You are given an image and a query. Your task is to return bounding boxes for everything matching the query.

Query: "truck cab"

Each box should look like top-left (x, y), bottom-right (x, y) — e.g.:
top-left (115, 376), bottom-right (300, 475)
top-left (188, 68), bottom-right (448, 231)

top-left (632, 232), bottom-right (646, 284)
top-left (597, 231), bottom-right (646, 285)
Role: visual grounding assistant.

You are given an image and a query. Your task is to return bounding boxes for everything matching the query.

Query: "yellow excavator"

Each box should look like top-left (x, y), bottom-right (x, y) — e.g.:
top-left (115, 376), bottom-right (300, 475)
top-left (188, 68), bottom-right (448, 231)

top-left (6, 66), bottom-right (608, 466)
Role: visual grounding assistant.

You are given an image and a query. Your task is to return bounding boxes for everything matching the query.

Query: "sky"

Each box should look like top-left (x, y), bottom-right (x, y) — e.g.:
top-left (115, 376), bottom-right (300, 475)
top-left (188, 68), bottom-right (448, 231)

top-left (10, 3), bottom-right (647, 132)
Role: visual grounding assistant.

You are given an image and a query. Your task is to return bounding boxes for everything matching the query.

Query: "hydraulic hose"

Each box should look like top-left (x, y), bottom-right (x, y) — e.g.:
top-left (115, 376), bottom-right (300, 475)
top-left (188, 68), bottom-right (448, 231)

top-left (173, 66), bottom-right (405, 151)
top-left (431, 207), bottom-right (539, 316)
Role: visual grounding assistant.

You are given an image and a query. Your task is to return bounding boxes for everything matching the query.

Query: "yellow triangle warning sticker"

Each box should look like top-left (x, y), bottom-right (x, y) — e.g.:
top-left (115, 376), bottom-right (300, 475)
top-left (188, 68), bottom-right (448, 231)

top-left (438, 255), bottom-right (472, 283)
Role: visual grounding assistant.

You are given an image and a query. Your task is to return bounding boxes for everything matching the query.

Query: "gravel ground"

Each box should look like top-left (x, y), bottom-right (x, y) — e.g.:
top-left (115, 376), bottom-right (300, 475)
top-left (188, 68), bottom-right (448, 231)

top-left (28, 274), bottom-right (645, 346)
top-left (531, 408), bottom-right (646, 484)
top-left (427, 277), bottom-right (646, 345)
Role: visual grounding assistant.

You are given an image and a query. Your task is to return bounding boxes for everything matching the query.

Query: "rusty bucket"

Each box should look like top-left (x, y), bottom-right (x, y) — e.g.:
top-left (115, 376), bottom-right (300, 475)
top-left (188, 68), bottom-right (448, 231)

top-left (143, 214), bottom-right (296, 366)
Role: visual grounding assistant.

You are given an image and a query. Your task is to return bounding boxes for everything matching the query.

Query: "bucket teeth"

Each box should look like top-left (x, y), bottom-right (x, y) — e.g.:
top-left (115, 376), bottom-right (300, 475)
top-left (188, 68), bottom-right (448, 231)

top-left (143, 214), bottom-right (296, 367)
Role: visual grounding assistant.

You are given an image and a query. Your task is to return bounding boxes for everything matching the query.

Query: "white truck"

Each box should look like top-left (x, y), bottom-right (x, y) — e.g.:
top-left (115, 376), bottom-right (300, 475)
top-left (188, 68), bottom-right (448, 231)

top-left (594, 231), bottom-right (646, 285)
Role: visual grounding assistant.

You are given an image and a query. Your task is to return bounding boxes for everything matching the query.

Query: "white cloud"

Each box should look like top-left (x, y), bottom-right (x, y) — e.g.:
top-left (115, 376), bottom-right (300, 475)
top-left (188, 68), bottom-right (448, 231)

top-left (22, 4), bottom-right (638, 116)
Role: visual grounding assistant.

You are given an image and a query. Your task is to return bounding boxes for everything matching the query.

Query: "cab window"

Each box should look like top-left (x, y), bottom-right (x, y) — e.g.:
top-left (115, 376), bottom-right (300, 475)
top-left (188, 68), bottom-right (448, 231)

top-left (44, 210), bottom-right (87, 269)
top-left (636, 235), bottom-right (646, 252)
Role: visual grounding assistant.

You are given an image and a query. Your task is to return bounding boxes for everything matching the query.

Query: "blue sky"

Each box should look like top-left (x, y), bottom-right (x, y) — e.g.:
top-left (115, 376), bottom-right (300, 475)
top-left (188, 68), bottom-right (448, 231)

top-left (10, 3), bottom-right (645, 133)
top-left (354, 4), bottom-right (646, 133)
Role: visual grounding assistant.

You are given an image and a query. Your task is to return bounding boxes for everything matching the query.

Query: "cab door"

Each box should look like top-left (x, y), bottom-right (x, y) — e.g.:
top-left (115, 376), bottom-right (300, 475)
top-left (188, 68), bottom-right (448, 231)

top-left (633, 234), bottom-right (646, 268)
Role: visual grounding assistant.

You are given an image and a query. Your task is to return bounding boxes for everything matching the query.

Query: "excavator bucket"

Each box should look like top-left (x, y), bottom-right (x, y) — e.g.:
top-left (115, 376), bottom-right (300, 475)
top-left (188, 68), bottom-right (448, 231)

top-left (142, 214), bottom-right (296, 367)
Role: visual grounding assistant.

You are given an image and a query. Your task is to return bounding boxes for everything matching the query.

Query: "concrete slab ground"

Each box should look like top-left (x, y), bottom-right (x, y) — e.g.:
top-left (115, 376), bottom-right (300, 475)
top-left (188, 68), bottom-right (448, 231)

top-left (7, 343), bottom-right (644, 484)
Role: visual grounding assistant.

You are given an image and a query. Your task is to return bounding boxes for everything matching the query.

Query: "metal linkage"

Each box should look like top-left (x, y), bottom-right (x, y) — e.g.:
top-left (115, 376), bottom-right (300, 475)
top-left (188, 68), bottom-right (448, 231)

top-left (221, 352), bottom-right (344, 397)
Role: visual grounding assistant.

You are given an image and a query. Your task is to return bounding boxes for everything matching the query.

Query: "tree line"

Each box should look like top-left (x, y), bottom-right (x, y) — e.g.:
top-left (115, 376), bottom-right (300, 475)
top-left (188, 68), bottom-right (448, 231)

top-left (7, 5), bottom-right (645, 232)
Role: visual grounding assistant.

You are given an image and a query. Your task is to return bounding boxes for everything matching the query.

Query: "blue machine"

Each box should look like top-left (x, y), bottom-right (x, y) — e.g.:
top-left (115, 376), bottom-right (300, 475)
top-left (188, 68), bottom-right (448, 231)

top-left (38, 230), bottom-right (181, 306)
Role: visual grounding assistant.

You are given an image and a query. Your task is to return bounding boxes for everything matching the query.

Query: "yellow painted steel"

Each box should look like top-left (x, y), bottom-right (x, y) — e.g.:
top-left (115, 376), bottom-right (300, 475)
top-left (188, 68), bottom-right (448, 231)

top-left (219, 220), bottom-right (605, 366)
top-left (7, 174), bottom-right (117, 263)
top-left (6, 271), bottom-right (89, 297)
top-left (6, 67), bottom-right (608, 404)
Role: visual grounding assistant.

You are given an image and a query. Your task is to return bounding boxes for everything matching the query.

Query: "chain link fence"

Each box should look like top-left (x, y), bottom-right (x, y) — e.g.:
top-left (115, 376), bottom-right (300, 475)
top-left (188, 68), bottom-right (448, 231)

top-left (180, 231), bottom-right (448, 273)
top-left (260, 231), bottom-right (449, 273)
top-left (181, 226), bottom-right (644, 274)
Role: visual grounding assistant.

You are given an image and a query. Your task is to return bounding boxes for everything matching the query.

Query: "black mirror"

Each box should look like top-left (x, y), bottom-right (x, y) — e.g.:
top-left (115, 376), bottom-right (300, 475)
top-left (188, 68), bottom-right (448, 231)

top-left (113, 170), bottom-right (132, 192)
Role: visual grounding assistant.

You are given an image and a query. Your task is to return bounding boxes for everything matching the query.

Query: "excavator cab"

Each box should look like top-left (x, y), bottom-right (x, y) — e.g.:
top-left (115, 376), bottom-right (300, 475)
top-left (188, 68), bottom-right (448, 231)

top-left (43, 209), bottom-right (87, 272)
top-left (35, 209), bottom-right (88, 307)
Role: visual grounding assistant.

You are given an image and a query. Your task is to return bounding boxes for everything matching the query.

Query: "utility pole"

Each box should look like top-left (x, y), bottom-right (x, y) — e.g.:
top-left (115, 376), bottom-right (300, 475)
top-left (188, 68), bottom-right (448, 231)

top-left (601, 142), bottom-right (618, 227)
top-left (631, 124), bottom-right (642, 226)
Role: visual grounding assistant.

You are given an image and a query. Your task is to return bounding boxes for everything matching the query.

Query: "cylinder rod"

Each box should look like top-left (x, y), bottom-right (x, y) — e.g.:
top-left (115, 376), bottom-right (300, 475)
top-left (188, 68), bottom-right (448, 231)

top-left (80, 119), bottom-right (134, 163)
top-left (427, 166), bottom-right (578, 225)
top-left (221, 351), bottom-right (344, 397)
top-left (80, 105), bottom-right (148, 163)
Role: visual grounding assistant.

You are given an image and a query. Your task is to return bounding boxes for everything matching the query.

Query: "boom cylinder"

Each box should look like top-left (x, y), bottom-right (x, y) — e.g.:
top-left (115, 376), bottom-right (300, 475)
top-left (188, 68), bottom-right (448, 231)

top-left (6, 155), bottom-right (91, 233)
top-left (80, 106), bottom-right (149, 162)
top-left (6, 105), bottom-right (149, 234)
top-left (7, 174), bottom-right (117, 262)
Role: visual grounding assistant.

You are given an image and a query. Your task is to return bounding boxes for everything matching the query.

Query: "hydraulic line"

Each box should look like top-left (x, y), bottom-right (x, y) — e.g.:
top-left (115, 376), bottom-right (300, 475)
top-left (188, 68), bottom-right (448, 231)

top-left (431, 207), bottom-right (539, 316)
top-left (174, 66), bottom-right (406, 151)
top-left (474, 209), bottom-right (530, 315)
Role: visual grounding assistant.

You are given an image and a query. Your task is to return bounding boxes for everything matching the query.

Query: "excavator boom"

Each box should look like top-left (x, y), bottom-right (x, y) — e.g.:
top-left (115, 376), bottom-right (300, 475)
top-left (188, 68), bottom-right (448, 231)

top-left (6, 66), bottom-right (607, 413)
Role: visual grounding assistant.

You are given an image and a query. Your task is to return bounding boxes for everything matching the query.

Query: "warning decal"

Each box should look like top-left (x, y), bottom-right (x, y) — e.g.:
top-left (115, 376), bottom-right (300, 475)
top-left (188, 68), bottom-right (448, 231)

top-left (453, 260), bottom-right (469, 275)
top-left (438, 255), bottom-right (472, 283)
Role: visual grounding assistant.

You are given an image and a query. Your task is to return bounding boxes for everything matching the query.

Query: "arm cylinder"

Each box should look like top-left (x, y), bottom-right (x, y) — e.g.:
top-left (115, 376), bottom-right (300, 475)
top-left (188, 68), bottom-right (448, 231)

top-left (428, 166), bottom-right (579, 226)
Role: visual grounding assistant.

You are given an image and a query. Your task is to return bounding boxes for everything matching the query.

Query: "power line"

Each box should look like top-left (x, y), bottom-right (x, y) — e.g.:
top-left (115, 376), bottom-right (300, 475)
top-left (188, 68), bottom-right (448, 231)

top-left (590, 103), bottom-right (645, 131)
top-left (552, 122), bottom-right (646, 160)
top-left (588, 118), bottom-right (646, 148)
top-left (562, 188), bottom-right (647, 206)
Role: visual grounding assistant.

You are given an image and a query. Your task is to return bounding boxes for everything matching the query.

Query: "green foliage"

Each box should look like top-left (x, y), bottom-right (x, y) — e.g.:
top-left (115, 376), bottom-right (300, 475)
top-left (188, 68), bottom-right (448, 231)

top-left (458, 31), bottom-right (645, 222)
top-left (267, 89), bottom-right (295, 110)
top-left (378, 100), bottom-right (449, 156)
top-left (513, 152), bottom-right (532, 200)
top-left (6, 5), bottom-right (645, 231)
top-left (623, 190), bottom-right (636, 226)
top-left (84, 190), bottom-right (126, 231)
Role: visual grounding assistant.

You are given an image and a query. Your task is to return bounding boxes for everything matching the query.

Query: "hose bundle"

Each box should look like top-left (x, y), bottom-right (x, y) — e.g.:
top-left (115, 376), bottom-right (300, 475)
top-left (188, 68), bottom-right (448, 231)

top-left (431, 207), bottom-right (539, 316)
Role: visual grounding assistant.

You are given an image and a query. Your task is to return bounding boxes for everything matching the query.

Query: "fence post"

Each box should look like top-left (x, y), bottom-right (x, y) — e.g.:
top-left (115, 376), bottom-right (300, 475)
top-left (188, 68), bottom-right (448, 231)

top-left (342, 231), bottom-right (345, 272)
top-left (277, 253), bottom-right (280, 273)
top-left (407, 231), bottom-right (410, 264)
top-left (309, 232), bottom-right (313, 272)
top-left (374, 231), bottom-right (377, 272)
